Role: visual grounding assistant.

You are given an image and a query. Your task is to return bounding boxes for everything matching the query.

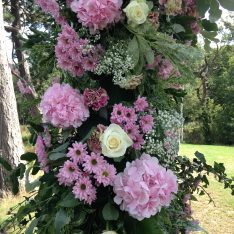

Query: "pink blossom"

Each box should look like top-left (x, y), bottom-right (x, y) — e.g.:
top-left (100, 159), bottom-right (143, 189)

top-left (83, 88), bottom-right (109, 111)
top-left (113, 154), bottom-right (178, 221)
top-left (17, 80), bottom-right (32, 95)
top-left (133, 133), bottom-right (145, 150)
top-left (191, 21), bottom-right (200, 34)
top-left (43, 127), bottom-right (51, 148)
top-left (110, 103), bottom-right (126, 124)
top-left (72, 176), bottom-right (97, 204)
top-left (83, 152), bottom-right (105, 174)
top-left (139, 114), bottom-right (154, 134)
top-left (55, 25), bottom-right (104, 77)
top-left (35, 135), bottom-right (49, 173)
top-left (67, 142), bottom-right (89, 164)
top-left (124, 123), bottom-right (139, 140)
top-left (57, 160), bottom-right (80, 186)
top-left (158, 59), bottom-right (174, 80)
top-left (134, 96), bottom-right (149, 112)
top-left (70, 0), bottom-right (123, 32)
top-left (124, 107), bottom-right (137, 123)
top-left (40, 83), bottom-right (89, 128)
top-left (94, 163), bottom-right (117, 187)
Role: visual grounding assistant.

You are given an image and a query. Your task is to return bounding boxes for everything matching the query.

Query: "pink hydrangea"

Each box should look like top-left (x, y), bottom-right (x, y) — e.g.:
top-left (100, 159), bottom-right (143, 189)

top-left (139, 114), bottom-right (154, 134)
top-left (67, 142), bottom-right (89, 164)
top-left (83, 152), bottom-right (105, 174)
top-left (40, 83), bottom-right (89, 128)
top-left (35, 0), bottom-right (67, 25)
top-left (70, 0), bottom-right (123, 32)
top-left (72, 176), bottom-right (97, 204)
top-left (134, 96), bottom-right (149, 112)
top-left (55, 25), bottom-right (104, 77)
top-left (35, 135), bottom-right (49, 173)
top-left (94, 163), bottom-right (117, 187)
top-left (57, 160), bottom-right (81, 186)
top-left (83, 88), bottom-right (109, 111)
top-left (113, 154), bottom-right (178, 221)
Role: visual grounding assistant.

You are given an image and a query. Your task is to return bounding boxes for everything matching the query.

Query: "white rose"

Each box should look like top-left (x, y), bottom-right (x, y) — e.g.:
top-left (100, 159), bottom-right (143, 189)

top-left (102, 231), bottom-right (118, 234)
top-left (123, 0), bottom-right (150, 26)
top-left (100, 124), bottom-right (133, 158)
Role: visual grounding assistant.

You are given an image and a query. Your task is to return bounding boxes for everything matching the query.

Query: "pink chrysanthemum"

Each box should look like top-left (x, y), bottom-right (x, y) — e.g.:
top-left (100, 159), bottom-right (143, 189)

top-left (113, 154), bottom-right (178, 221)
top-left (139, 114), bottom-right (154, 134)
top-left (57, 160), bottom-right (80, 186)
top-left (40, 83), bottom-right (89, 128)
top-left (123, 107), bottom-right (137, 123)
top-left (134, 96), bottom-right (149, 112)
top-left (83, 88), bottom-right (109, 111)
top-left (70, 0), bottom-right (123, 32)
top-left (35, 135), bottom-right (49, 173)
top-left (67, 142), bottom-right (88, 164)
top-left (94, 163), bottom-right (117, 187)
top-left (72, 176), bottom-right (97, 204)
top-left (124, 123), bottom-right (139, 140)
top-left (110, 103), bottom-right (126, 124)
top-left (133, 133), bottom-right (145, 150)
top-left (83, 152), bottom-right (105, 174)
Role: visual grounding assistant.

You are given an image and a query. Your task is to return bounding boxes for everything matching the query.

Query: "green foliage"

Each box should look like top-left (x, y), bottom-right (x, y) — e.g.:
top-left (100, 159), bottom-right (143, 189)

top-left (102, 203), bottom-right (119, 221)
top-left (0, 156), bottom-right (13, 171)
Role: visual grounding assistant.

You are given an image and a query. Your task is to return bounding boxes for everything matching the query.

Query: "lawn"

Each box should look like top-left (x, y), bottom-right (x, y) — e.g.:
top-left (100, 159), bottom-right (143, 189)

top-left (0, 143), bottom-right (233, 233)
top-left (179, 144), bottom-right (234, 234)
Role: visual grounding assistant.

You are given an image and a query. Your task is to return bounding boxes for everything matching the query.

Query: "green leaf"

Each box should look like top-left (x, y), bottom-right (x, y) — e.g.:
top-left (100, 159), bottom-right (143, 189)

top-left (196, 0), bottom-right (210, 17)
top-left (128, 36), bottom-right (140, 68)
top-left (0, 156), bottom-right (12, 171)
top-left (59, 193), bottom-right (80, 208)
top-left (172, 24), bottom-right (186, 33)
top-left (209, 0), bottom-right (222, 22)
top-left (52, 142), bottom-right (69, 153)
top-left (137, 35), bottom-right (154, 64)
top-left (49, 152), bottom-right (66, 161)
top-left (136, 216), bottom-right (164, 234)
top-left (10, 170), bottom-right (19, 195)
top-left (25, 218), bottom-right (38, 234)
top-left (202, 19), bottom-right (218, 31)
top-left (195, 151), bottom-right (206, 163)
top-left (19, 163), bottom-right (26, 179)
top-left (54, 209), bottom-right (70, 233)
top-left (102, 203), bottom-right (119, 221)
top-left (21, 152), bottom-right (37, 162)
top-left (218, 0), bottom-right (234, 11)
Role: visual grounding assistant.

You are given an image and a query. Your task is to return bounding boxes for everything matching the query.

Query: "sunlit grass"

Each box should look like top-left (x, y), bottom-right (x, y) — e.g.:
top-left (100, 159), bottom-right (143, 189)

top-left (180, 144), bottom-right (234, 234)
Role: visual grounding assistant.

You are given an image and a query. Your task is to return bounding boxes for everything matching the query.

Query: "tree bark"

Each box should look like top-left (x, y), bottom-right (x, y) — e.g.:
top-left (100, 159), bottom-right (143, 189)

top-left (0, 0), bottom-right (24, 197)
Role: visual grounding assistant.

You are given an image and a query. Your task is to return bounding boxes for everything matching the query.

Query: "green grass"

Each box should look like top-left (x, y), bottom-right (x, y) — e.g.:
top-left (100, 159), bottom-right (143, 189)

top-left (180, 144), bottom-right (234, 234)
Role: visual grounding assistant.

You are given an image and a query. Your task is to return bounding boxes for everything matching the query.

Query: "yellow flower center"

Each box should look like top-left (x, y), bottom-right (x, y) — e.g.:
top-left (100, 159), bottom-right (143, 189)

top-left (108, 136), bottom-right (121, 149)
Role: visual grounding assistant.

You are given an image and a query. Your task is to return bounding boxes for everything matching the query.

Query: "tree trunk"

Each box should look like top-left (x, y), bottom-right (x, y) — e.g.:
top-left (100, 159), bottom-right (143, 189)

top-left (0, 0), bottom-right (24, 197)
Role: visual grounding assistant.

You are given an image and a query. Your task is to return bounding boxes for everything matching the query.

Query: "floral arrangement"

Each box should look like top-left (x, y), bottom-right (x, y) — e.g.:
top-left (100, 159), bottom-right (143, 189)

top-left (1, 0), bottom-right (234, 233)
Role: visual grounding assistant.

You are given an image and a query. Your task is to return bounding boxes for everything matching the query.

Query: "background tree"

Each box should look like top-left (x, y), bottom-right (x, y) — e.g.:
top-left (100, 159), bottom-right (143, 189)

top-left (0, 0), bottom-right (24, 197)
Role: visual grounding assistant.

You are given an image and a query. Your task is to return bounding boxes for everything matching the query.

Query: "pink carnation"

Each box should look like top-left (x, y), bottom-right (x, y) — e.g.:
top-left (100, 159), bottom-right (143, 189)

top-left (83, 88), bottom-right (109, 111)
top-left (70, 0), bottom-right (123, 32)
top-left (57, 160), bottom-right (81, 186)
top-left (113, 154), bottom-right (178, 221)
top-left (134, 96), bottom-right (149, 112)
top-left (67, 142), bottom-right (89, 164)
top-left (35, 135), bottom-right (49, 173)
top-left (72, 176), bottom-right (97, 204)
top-left (40, 83), bottom-right (89, 128)
top-left (139, 114), bottom-right (154, 134)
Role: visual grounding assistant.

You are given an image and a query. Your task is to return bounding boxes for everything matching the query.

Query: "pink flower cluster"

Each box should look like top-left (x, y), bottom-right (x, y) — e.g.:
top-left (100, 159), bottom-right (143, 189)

top-left (35, 0), bottom-right (66, 25)
top-left (70, 0), bottom-right (123, 32)
top-left (83, 88), bottom-right (109, 111)
top-left (40, 83), bottom-right (89, 128)
top-left (55, 25), bottom-right (104, 77)
top-left (191, 21), bottom-right (200, 34)
top-left (147, 55), bottom-right (181, 80)
top-left (110, 97), bottom-right (153, 150)
top-left (184, 0), bottom-right (198, 17)
top-left (35, 135), bottom-right (49, 173)
top-left (57, 142), bottom-right (116, 204)
top-left (113, 153), bottom-right (178, 221)
top-left (17, 80), bottom-right (32, 95)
